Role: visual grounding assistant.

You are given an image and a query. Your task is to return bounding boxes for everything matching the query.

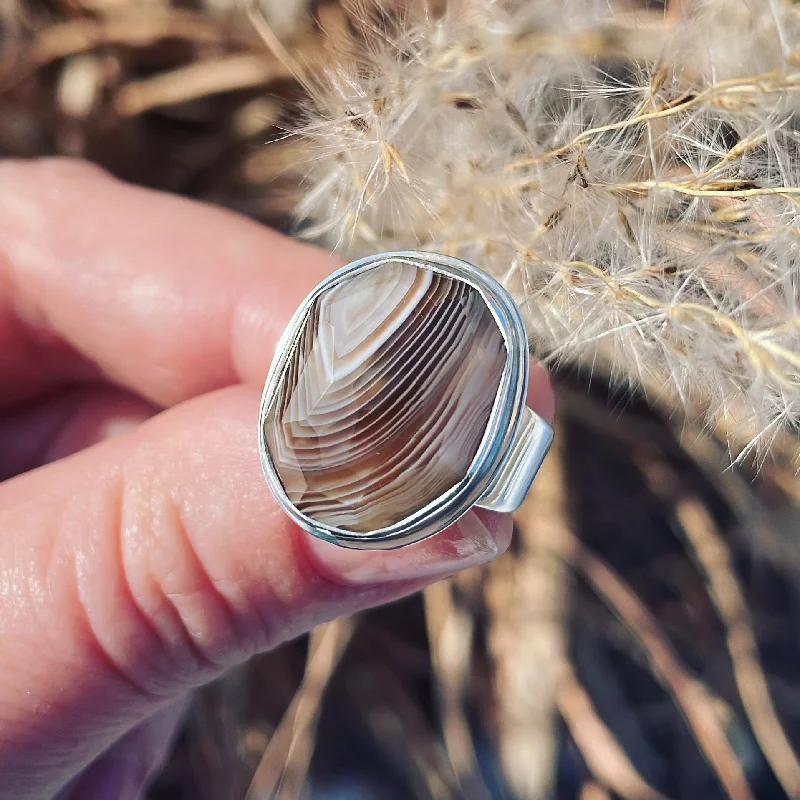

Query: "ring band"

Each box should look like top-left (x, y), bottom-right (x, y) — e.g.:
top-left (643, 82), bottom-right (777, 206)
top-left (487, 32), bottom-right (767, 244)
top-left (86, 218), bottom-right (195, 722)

top-left (258, 251), bottom-right (553, 550)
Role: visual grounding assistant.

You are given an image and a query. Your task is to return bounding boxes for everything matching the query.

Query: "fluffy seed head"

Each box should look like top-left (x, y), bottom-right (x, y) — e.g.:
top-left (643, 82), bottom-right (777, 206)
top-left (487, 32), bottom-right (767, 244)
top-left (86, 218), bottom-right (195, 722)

top-left (294, 0), bottom-right (800, 468)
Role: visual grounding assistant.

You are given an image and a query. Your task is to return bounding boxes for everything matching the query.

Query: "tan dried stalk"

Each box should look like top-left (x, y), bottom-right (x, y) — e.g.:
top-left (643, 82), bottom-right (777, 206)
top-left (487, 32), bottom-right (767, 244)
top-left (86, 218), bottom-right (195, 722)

top-left (484, 431), bottom-right (569, 798)
top-left (635, 455), bottom-right (800, 799)
top-left (676, 496), bottom-right (800, 798)
top-left (425, 575), bottom-right (493, 800)
top-left (557, 658), bottom-right (669, 800)
top-left (246, 618), bottom-right (355, 799)
top-left (565, 532), bottom-right (756, 800)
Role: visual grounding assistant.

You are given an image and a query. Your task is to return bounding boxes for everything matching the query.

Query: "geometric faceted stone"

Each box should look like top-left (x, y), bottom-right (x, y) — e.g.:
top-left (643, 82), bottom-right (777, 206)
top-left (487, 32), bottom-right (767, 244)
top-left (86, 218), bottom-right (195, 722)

top-left (264, 260), bottom-right (506, 533)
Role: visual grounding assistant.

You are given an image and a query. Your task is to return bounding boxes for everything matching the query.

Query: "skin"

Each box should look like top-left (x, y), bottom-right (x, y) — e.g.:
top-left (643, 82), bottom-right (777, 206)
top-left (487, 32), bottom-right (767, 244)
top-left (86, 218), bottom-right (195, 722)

top-left (0, 158), bottom-right (556, 800)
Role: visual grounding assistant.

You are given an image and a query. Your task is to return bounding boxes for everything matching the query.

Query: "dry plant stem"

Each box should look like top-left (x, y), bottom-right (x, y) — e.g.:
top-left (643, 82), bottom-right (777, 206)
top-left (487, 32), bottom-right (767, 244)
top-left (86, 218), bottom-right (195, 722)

top-left (665, 0), bottom-right (690, 23)
top-left (114, 53), bottom-right (290, 116)
top-left (667, 231), bottom-right (782, 322)
top-left (505, 69), bottom-right (800, 174)
top-left (30, 10), bottom-right (224, 66)
top-left (344, 660), bottom-right (460, 800)
top-left (558, 658), bottom-right (669, 800)
top-left (558, 388), bottom-right (798, 509)
top-left (246, 0), bottom-right (316, 96)
top-left (485, 431), bottom-right (569, 799)
top-left (246, 618), bottom-right (355, 800)
top-left (639, 458), bottom-right (800, 799)
top-left (558, 386), bottom-right (800, 563)
top-left (424, 577), bottom-right (493, 800)
top-left (559, 385), bottom-right (800, 567)
top-left (562, 532), bottom-right (755, 800)
top-left (580, 782), bottom-right (613, 800)
top-left (678, 498), bottom-right (800, 798)
top-left (533, 255), bottom-right (799, 398)
top-left (525, 413), bottom-right (682, 800)
top-left (769, 465), bottom-right (800, 504)
top-left (683, 433), bottom-right (800, 570)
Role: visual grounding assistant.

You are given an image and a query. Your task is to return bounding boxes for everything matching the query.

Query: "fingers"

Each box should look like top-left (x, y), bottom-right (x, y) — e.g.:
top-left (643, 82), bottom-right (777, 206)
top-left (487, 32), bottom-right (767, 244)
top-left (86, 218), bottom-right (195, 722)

top-left (55, 698), bottom-right (188, 800)
top-left (0, 158), bottom-right (342, 409)
top-left (0, 158), bottom-right (559, 424)
top-left (0, 380), bottom-right (535, 797)
top-left (0, 156), bottom-right (558, 798)
top-left (0, 386), bottom-right (155, 480)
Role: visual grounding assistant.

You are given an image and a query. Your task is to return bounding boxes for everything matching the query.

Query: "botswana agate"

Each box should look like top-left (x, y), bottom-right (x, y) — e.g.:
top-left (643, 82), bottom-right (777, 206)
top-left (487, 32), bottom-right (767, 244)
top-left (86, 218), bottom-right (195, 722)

top-left (264, 260), bottom-right (506, 533)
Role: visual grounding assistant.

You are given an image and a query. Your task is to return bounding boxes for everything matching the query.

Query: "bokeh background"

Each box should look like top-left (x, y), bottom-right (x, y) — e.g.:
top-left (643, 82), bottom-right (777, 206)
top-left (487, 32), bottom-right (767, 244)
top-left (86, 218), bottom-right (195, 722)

top-left (2, 2), bottom-right (800, 798)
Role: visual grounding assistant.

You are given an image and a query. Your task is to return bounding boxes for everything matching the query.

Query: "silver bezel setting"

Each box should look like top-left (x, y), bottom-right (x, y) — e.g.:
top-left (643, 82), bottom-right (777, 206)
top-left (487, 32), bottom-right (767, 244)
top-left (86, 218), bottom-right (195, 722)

top-left (258, 250), bottom-right (531, 550)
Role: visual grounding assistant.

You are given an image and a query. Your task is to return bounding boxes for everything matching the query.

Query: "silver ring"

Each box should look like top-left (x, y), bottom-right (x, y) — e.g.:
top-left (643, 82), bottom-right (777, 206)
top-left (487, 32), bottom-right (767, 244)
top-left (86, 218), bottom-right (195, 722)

top-left (258, 251), bottom-right (553, 550)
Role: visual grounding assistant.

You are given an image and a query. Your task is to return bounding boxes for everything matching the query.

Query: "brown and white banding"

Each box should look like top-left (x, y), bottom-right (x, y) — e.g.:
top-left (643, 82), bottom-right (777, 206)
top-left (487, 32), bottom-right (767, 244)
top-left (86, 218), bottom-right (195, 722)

top-left (264, 260), bottom-right (507, 533)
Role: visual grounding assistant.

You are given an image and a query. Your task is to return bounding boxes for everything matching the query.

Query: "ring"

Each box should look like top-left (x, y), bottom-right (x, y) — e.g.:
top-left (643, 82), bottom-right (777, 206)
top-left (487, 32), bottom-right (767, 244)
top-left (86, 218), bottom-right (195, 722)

top-left (258, 251), bottom-right (553, 550)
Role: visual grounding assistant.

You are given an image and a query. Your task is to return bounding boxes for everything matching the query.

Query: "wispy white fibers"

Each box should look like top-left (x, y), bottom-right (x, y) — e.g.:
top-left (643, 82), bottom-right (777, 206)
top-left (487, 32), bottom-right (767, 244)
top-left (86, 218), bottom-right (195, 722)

top-left (294, 0), bottom-right (800, 467)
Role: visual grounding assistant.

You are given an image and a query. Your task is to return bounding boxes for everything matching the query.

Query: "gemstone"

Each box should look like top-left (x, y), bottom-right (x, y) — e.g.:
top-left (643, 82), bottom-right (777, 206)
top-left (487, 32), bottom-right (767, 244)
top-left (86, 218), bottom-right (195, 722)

top-left (264, 260), bottom-right (506, 533)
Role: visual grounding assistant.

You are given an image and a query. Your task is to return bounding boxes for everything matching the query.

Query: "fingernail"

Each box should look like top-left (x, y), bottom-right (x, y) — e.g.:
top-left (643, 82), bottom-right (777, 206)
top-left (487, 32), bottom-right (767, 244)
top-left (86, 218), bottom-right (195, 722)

top-left (528, 358), bottom-right (557, 425)
top-left (305, 509), bottom-right (507, 585)
top-left (100, 416), bottom-right (146, 440)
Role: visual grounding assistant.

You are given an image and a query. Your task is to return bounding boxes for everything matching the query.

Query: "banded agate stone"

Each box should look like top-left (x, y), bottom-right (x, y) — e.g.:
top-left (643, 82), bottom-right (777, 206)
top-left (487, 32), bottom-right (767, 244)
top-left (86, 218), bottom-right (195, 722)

top-left (264, 260), bottom-right (506, 533)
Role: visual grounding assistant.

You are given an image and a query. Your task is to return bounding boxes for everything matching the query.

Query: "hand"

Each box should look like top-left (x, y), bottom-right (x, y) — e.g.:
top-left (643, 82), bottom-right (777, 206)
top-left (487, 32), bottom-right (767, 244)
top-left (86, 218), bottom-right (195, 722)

top-left (0, 159), bottom-right (555, 800)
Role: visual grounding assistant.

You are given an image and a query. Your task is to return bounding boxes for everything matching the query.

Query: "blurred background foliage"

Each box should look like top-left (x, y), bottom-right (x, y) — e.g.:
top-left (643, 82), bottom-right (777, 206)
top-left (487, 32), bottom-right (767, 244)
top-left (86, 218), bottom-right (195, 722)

top-left (2, 1), bottom-right (800, 798)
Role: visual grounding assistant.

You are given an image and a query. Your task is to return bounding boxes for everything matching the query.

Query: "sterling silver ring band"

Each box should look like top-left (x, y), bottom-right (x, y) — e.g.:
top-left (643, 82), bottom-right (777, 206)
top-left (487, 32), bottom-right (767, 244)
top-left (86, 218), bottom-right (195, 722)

top-left (258, 251), bottom-right (553, 550)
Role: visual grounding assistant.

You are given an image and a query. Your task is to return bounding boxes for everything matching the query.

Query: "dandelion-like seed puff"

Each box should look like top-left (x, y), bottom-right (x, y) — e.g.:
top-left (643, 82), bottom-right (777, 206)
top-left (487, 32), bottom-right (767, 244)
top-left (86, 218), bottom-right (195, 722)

top-left (293, 0), bottom-right (800, 468)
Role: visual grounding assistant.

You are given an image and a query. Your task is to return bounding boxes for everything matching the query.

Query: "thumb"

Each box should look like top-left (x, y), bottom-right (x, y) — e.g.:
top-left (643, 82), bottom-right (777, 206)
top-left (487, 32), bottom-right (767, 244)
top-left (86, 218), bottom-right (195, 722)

top-left (0, 381), bottom-right (529, 799)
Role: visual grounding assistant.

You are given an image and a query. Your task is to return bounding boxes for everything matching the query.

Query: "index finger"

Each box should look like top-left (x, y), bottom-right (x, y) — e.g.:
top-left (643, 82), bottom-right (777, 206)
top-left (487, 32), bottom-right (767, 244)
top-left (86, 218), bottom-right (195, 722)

top-left (0, 158), bottom-right (341, 408)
